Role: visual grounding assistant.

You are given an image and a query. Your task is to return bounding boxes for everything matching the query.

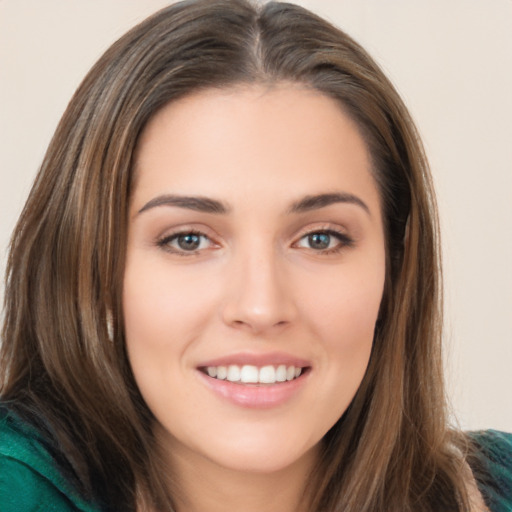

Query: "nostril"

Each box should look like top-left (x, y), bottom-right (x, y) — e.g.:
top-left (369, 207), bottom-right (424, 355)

top-left (227, 317), bottom-right (291, 334)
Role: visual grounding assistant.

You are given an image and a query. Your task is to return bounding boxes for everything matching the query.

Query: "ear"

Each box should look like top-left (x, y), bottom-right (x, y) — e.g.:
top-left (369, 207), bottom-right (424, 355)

top-left (403, 214), bottom-right (410, 244)
top-left (106, 309), bottom-right (114, 342)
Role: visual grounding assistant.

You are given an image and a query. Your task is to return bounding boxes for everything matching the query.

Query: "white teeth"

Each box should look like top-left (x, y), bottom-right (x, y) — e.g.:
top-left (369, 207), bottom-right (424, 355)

top-left (227, 365), bottom-right (241, 382)
top-left (276, 365), bottom-right (287, 382)
top-left (240, 365), bottom-right (259, 383)
top-left (259, 365), bottom-right (276, 384)
top-left (204, 364), bottom-right (304, 384)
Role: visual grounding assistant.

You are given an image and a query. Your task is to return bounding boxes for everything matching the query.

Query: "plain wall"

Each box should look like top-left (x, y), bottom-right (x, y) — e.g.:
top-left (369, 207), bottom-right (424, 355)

top-left (1, 0), bottom-right (511, 431)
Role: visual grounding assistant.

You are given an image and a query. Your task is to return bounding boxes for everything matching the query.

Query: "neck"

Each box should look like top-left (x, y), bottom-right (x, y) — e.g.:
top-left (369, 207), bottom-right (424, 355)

top-left (174, 460), bottom-right (314, 512)
top-left (159, 436), bottom-right (318, 512)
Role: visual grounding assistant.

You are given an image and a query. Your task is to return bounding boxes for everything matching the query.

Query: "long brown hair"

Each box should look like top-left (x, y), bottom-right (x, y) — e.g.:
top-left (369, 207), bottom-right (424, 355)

top-left (1, 1), bottom-right (470, 510)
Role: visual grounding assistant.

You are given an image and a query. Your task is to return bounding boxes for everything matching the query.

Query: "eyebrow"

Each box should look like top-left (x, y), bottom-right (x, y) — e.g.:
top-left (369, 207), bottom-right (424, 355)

top-left (138, 194), bottom-right (230, 215)
top-left (288, 192), bottom-right (370, 215)
top-left (137, 191), bottom-right (370, 216)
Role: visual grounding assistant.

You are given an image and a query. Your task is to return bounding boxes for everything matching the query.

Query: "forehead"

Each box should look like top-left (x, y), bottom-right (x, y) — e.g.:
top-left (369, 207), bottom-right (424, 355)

top-left (132, 84), bottom-right (380, 215)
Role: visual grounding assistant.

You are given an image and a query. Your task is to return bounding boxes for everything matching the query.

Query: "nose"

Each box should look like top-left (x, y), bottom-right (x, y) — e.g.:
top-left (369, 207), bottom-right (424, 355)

top-left (221, 245), bottom-right (296, 335)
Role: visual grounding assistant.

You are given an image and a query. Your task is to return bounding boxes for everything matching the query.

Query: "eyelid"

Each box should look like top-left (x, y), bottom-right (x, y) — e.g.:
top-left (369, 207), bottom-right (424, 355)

top-left (291, 224), bottom-right (355, 253)
top-left (156, 226), bottom-right (220, 256)
top-left (293, 223), bottom-right (351, 240)
top-left (154, 223), bottom-right (354, 256)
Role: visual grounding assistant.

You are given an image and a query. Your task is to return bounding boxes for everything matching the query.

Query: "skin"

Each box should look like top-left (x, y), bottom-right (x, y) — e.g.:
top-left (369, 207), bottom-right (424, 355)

top-left (123, 84), bottom-right (387, 512)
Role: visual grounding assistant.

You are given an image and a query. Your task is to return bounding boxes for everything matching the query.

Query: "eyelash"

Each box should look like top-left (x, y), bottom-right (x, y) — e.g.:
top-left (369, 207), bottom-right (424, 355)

top-left (156, 228), bottom-right (354, 256)
top-left (294, 229), bottom-right (354, 254)
top-left (156, 229), bottom-right (214, 256)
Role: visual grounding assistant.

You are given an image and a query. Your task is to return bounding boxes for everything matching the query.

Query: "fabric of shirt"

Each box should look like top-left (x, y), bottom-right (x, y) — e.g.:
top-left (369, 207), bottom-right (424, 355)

top-left (470, 429), bottom-right (512, 512)
top-left (1, 405), bottom-right (511, 511)
top-left (0, 406), bottom-right (100, 512)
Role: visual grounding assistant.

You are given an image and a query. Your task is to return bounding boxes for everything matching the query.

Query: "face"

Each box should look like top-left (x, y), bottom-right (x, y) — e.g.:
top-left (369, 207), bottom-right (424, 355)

top-left (123, 85), bottom-right (386, 477)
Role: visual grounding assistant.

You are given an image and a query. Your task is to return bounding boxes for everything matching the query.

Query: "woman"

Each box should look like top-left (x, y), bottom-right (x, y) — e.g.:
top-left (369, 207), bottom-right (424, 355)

top-left (1, 1), bottom-right (510, 511)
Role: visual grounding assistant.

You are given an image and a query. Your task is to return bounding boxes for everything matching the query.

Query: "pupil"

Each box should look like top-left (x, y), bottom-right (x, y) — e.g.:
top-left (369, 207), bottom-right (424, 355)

top-left (178, 234), bottom-right (200, 250)
top-left (309, 233), bottom-right (330, 249)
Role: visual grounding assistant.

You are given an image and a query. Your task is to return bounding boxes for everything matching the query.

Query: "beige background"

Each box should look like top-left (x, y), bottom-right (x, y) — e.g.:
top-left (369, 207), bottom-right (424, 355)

top-left (1, 0), bottom-right (511, 431)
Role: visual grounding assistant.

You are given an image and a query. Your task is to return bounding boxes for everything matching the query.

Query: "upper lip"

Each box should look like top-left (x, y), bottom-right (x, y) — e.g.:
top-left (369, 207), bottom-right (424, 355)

top-left (197, 351), bottom-right (311, 369)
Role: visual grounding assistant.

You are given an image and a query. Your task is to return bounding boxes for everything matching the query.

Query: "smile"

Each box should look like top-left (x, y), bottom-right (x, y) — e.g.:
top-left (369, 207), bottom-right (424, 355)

top-left (201, 364), bottom-right (304, 384)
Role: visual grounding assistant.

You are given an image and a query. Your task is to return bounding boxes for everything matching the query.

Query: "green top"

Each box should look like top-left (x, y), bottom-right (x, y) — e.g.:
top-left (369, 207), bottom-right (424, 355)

top-left (470, 429), bottom-right (512, 512)
top-left (1, 406), bottom-right (511, 511)
top-left (0, 406), bottom-right (100, 512)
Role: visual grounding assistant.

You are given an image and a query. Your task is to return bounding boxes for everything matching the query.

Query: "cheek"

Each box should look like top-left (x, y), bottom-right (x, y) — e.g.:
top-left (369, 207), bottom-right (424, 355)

top-left (122, 258), bottom-right (216, 416)
top-left (123, 258), bottom-right (213, 350)
top-left (122, 258), bottom-right (220, 409)
top-left (306, 280), bottom-right (382, 428)
top-left (301, 258), bottom-right (385, 345)
top-left (296, 252), bottom-right (385, 400)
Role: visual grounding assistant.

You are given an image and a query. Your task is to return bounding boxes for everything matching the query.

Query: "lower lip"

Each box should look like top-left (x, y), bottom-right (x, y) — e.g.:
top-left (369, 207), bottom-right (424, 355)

top-left (197, 371), bottom-right (309, 409)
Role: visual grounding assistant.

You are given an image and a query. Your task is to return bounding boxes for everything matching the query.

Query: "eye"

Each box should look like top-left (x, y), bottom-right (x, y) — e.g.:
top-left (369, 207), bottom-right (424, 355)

top-left (157, 231), bottom-right (213, 254)
top-left (295, 230), bottom-right (353, 253)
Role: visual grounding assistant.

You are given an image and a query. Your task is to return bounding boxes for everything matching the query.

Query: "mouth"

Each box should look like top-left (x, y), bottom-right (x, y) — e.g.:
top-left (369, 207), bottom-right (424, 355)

top-left (199, 364), bottom-right (308, 385)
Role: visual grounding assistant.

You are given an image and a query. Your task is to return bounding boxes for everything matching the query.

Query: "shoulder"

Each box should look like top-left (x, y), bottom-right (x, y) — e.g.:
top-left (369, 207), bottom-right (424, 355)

top-left (0, 404), bottom-right (101, 512)
top-left (469, 430), bottom-right (512, 512)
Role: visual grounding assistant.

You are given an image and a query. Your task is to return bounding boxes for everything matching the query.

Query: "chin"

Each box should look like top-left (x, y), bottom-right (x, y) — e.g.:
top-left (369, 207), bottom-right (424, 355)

top-left (204, 441), bottom-right (319, 475)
